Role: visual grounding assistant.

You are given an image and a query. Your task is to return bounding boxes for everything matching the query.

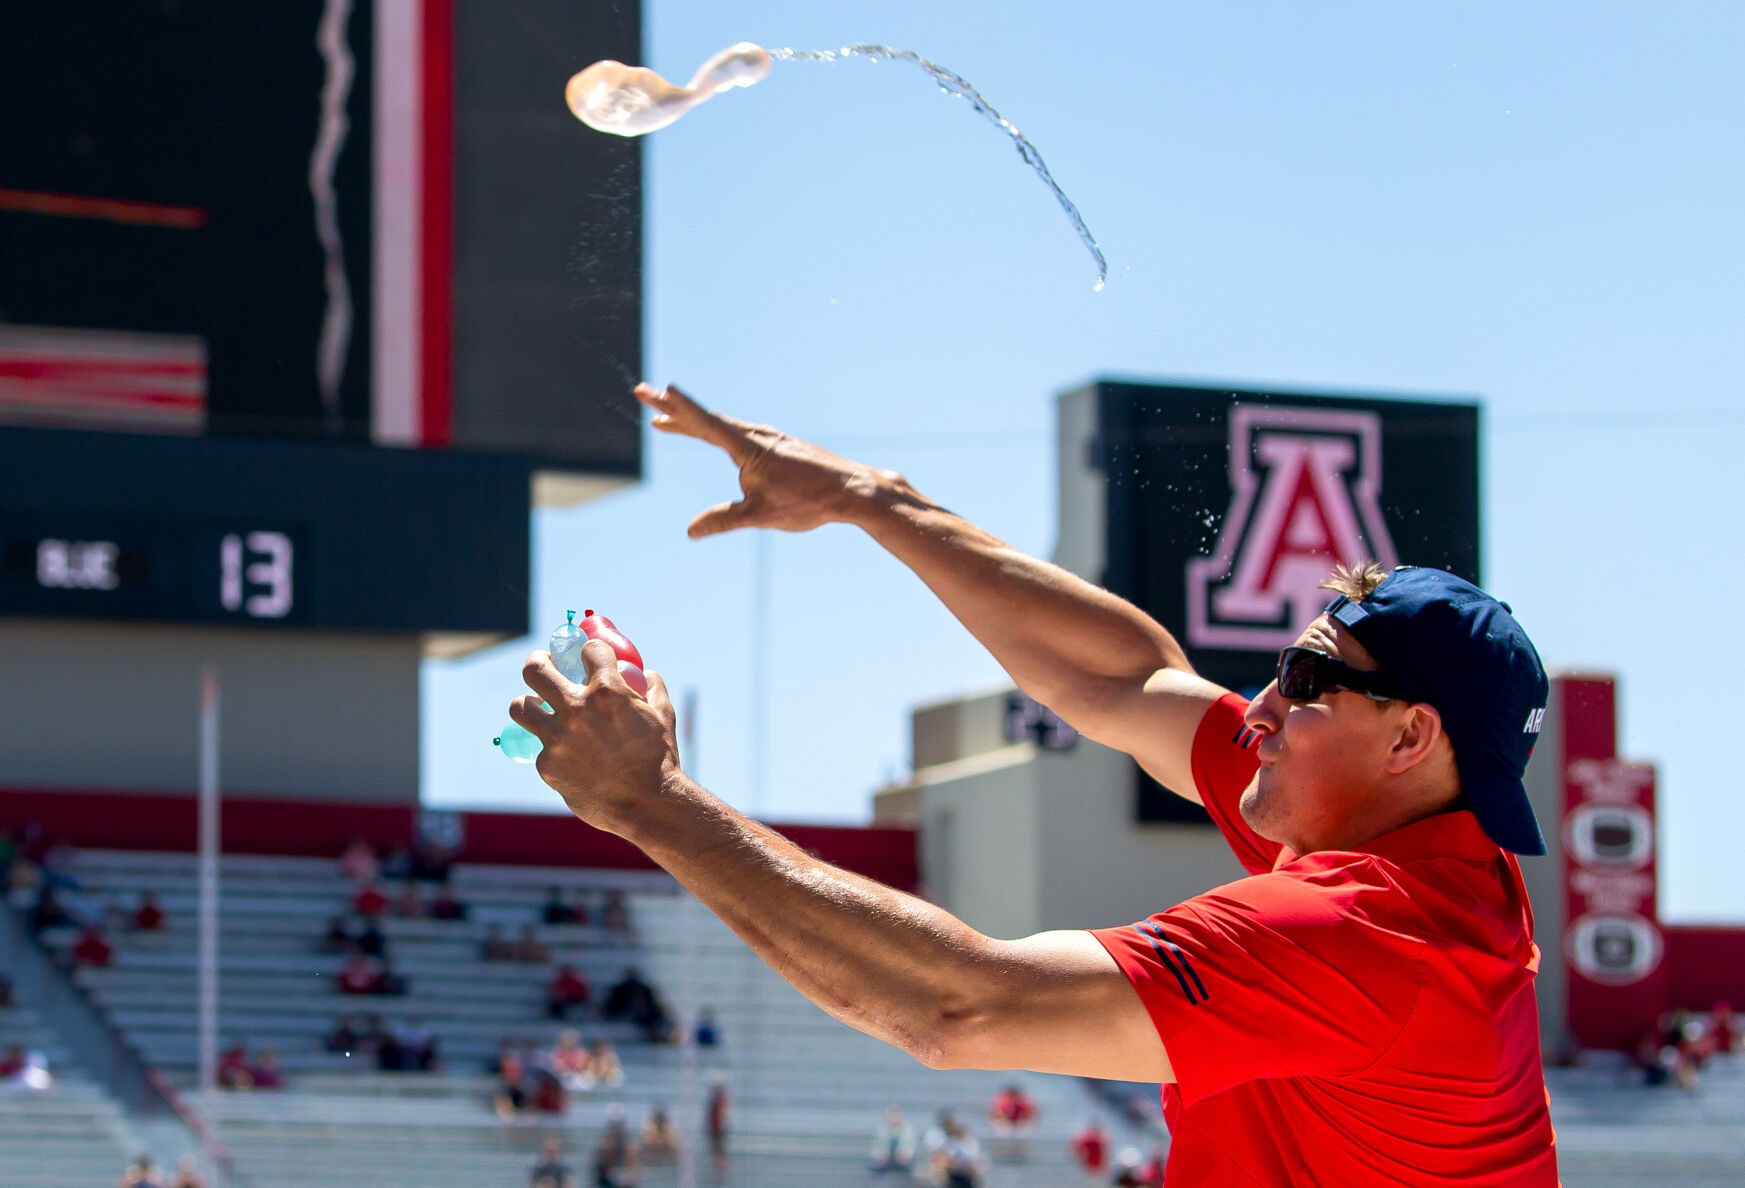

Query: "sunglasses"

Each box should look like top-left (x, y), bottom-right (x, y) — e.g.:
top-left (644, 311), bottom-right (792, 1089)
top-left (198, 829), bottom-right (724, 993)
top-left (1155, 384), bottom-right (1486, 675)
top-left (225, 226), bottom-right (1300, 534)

top-left (1275, 646), bottom-right (1409, 703)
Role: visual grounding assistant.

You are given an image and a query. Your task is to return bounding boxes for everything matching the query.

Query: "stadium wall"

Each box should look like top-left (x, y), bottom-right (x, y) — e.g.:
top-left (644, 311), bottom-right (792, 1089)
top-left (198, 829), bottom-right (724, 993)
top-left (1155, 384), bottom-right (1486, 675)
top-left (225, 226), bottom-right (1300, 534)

top-left (0, 785), bottom-right (918, 891)
top-left (0, 620), bottom-right (421, 802)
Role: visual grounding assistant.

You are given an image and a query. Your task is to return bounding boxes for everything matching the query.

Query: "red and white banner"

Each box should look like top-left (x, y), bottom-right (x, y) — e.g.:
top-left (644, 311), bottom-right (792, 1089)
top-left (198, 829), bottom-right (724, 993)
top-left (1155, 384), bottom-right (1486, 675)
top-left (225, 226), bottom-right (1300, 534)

top-left (0, 324), bottom-right (205, 434)
top-left (1558, 676), bottom-right (1667, 1050)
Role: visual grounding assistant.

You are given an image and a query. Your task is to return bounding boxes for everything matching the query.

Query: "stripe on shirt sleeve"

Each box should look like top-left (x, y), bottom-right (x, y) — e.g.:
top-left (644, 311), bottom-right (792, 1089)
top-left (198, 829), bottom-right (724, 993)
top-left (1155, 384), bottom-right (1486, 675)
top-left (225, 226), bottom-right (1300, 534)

top-left (1133, 922), bottom-right (1202, 1005)
top-left (1144, 921), bottom-right (1211, 1003)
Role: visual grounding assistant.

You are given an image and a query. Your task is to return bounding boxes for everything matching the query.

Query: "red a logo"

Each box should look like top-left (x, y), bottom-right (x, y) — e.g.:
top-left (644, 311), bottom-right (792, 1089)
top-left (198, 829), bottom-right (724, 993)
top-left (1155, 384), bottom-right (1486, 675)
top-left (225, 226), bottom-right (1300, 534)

top-left (1186, 406), bottom-right (1398, 650)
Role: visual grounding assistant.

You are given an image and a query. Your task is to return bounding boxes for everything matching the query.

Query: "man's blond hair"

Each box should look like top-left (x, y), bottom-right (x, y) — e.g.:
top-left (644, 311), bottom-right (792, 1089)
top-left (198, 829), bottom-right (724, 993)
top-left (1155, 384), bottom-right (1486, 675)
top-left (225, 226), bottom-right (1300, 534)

top-left (1319, 561), bottom-right (1390, 602)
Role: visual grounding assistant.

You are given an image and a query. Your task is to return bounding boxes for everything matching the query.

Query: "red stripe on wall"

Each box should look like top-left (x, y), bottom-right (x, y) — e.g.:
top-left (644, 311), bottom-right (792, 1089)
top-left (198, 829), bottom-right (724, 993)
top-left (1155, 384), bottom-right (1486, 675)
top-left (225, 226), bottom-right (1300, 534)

top-left (0, 788), bottom-right (919, 892)
top-left (420, 0), bottom-right (454, 447)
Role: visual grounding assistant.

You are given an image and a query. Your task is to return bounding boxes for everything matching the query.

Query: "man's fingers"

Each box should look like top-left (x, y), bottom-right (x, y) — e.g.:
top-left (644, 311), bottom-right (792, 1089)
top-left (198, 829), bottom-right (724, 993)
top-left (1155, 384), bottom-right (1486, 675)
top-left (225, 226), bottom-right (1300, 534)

top-left (521, 651), bottom-right (574, 705)
top-left (635, 382), bottom-right (752, 455)
top-left (645, 670), bottom-right (675, 723)
top-left (507, 694), bottom-right (555, 739)
top-left (688, 500), bottom-right (753, 539)
top-left (578, 638), bottom-right (631, 692)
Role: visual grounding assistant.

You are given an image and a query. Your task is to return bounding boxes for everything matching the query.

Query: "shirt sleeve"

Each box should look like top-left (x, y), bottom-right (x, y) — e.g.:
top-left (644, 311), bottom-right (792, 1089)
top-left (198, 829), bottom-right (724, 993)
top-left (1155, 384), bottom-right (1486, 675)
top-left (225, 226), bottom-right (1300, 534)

top-left (1190, 692), bottom-right (1278, 875)
top-left (1090, 869), bottom-right (1424, 1106)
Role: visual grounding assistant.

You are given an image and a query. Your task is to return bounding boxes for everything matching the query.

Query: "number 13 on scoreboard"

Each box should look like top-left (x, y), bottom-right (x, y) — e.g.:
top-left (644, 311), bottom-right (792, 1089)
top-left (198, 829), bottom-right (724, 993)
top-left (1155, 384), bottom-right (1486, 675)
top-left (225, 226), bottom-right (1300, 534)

top-left (219, 531), bottom-right (294, 618)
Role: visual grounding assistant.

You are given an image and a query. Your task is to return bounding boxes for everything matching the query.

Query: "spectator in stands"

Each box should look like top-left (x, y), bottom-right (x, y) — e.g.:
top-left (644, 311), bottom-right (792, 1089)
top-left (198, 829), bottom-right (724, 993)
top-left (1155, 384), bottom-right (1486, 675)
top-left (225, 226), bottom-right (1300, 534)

top-left (319, 913), bottom-right (356, 954)
top-left (694, 1006), bottom-right (719, 1048)
top-left (38, 838), bottom-right (79, 891)
top-left (1712, 1001), bottom-right (1738, 1055)
top-left (375, 956), bottom-right (410, 996)
top-left (72, 923), bottom-right (115, 967)
top-left (388, 1017), bottom-right (438, 1071)
top-left (1111, 1147), bottom-right (1146, 1188)
top-left (570, 888), bottom-right (592, 926)
top-left (1137, 1145), bottom-right (1167, 1187)
top-left (250, 1049), bottom-right (285, 1090)
top-left (602, 967), bottom-right (654, 1025)
top-left (0, 1045), bottom-right (52, 1091)
top-left (380, 844), bottom-right (413, 882)
top-left (869, 1104), bottom-right (918, 1174)
top-left (27, 885), bottom-right (70, 935)
top-left (0, 969), bottom-right (14, 1009)
top-left (541, 885), bottom-right (575, 925)
top-left (410, 838), bottom-right (454, 883)
top-left (168, 1156), bottom-right (207, 1188)
top-left (0, 1044), bottom-right (25, 1079)
top-left (429, 882), bottom-right (468, 920)
top-left (934, 1116), bottom-right (984, 1188)
top-left (0, 829), bottom-right (14, 886)
top-left (394, 881), bottom-right (424, 919)
top-left (528, 1136), bottom-right (574, 1188)
top-left (493, 1043), bottom-right (528, 1121)
top-left (7, 851), bottom-right (42, 895)
top-left (550, 1029), bottom-right (591, 1090)
top-left (217, 1041), bottom-right (252, 1089)
top-left (338, 835), bottom-right (378, 883)
top-left (586, 1038), bottom-right (624, 1088)
top-left (640, 1103), bottom-right (681, 1167)
top-left (1634, 1019), bottom-right (1671, 1087)
top-left (705, 1072), bottom-right (732, 1177)
top-left (601, 889), bottom-right (633, 938)
top-left (481, 923), bottom-right (514, 962)
top-left (324, 1014), bottom-right (361, 1054)
top-left (529, 1063), bottom-right (567, 1115)
top-left (133, 891), bottom-right (166, 932)
top-left (337, 951), bottom-right (381, 995)
top-left (354, 919), bottom-right (387, 958)
top-left (1069, 1116), bottom-right (1110, 1182)
top-left (116, 1154), bottom-right (165, 1187)
top-left (594, 1101), bottom-right (638, 1185)
top-left (988, 1082), bottom-right (1038, 1160)
top-left (513, 924), bottom-right (551, 963)
top-left (547, 963), bottom-right (591, 1020)
top-left (351, 880), bottom-right (389, 918)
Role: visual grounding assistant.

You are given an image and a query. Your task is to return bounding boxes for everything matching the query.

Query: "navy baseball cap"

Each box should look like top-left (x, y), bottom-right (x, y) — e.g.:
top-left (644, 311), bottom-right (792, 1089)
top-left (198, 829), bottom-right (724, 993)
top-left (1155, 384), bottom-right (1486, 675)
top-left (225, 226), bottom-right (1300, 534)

top-left (1324, 567), bottom-right (1550, 856)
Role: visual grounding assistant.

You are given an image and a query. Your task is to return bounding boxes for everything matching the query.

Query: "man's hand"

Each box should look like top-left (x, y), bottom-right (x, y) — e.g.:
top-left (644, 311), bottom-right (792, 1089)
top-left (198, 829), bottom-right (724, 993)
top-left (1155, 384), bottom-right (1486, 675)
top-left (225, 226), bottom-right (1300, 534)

top-left (635, 381), bottom-right (883, 537)
top-left (510, 638), bottom-right (682, 837)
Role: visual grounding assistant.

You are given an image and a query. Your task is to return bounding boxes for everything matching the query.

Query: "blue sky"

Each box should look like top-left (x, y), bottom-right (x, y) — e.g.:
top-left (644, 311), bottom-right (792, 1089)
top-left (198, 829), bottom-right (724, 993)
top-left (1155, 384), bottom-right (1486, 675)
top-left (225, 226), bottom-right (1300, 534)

top-left (424, 1), bottom-right (1744, 923)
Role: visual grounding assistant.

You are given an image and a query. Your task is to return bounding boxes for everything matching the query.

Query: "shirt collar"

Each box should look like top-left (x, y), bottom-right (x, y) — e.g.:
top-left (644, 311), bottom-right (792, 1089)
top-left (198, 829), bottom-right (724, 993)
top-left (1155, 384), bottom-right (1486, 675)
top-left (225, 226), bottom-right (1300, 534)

top-left (1273, 809), bottom-right (1501, 870)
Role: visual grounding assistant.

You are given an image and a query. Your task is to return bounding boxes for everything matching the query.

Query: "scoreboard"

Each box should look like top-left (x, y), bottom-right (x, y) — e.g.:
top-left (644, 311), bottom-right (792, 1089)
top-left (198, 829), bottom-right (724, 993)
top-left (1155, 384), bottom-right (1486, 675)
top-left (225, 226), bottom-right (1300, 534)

top-left (0, 1), bottom-right (643, 643)
top-left (0, 426), bottom-right (528, 635)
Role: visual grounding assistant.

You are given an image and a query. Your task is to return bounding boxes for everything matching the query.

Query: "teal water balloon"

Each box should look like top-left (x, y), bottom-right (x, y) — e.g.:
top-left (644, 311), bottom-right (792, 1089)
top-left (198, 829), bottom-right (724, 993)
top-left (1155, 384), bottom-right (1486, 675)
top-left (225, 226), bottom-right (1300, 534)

top-left (494, 719), bottom-right (543, 763)
top-left (494, 610), bottom-right (586, 760)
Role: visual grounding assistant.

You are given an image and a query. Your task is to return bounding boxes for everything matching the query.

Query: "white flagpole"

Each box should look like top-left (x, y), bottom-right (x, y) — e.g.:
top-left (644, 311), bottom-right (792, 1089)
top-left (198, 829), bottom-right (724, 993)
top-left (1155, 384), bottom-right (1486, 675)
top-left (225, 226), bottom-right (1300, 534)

top-left (197, 664), bottom-right (221, 1142)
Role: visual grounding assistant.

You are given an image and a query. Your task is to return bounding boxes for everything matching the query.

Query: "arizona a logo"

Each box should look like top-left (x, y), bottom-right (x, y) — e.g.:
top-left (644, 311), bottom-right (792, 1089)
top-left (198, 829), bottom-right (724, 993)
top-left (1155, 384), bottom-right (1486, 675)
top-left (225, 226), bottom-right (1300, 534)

top-left (1187, 406), bottom-right (1399, 649)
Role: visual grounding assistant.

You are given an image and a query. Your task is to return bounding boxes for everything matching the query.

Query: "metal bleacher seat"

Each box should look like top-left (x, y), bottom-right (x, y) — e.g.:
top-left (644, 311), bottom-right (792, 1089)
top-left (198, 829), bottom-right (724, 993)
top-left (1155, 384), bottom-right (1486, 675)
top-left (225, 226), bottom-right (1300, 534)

top-left (0, 995), bottom-right (143, 1187)
top-left (45, 846), bottom-right (1144, 1186)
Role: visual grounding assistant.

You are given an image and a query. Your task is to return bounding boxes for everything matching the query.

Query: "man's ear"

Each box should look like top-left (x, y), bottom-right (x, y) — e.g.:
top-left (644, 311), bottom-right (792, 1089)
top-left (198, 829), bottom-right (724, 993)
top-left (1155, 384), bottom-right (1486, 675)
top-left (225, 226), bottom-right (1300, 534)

top-left (1386, 702), bottom-right (1444, 775)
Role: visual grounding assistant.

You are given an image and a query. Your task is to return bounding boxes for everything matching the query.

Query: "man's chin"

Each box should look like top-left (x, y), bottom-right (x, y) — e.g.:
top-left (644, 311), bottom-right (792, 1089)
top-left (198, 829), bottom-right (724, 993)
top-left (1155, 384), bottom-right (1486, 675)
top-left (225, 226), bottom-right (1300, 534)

top-left (1238, 776), bottom-right (1283, 843)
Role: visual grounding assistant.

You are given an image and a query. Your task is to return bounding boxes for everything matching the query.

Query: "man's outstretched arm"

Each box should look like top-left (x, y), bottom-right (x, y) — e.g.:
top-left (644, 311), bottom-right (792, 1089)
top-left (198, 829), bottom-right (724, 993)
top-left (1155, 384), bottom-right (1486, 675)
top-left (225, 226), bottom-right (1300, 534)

top-left (511, 644), bottom-right (1173, 1085)
top-left (634, 382), bottom-right (1226, 801)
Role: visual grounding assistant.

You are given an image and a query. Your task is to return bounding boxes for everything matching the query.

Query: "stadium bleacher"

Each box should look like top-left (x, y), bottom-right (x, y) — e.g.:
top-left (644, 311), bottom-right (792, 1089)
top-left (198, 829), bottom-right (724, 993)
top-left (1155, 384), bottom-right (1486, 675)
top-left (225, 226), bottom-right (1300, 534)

top-left (0, 975), bottom-right (144, 1187)
top-left (35, 848), bottom-right (1152, 1186)
top-left (10, 846), bottom-right (1742, 1186)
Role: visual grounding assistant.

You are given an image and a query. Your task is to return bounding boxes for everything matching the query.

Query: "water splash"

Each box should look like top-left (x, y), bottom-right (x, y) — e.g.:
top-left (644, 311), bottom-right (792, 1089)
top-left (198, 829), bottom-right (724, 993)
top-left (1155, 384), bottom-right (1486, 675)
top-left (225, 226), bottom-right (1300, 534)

top-left (769, 44), bottom-right (1106, 290)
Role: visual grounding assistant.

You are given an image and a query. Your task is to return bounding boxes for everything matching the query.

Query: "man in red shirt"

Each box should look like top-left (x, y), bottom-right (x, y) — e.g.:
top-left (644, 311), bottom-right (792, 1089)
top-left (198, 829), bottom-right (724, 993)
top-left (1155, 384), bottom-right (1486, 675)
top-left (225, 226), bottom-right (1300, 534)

top-left (1070, 1118), bottom-right (1110, 1180)
top-left (510, 386), bottom-right (1560, 1186)
top-left (133, 891), bottom-right (166, 931)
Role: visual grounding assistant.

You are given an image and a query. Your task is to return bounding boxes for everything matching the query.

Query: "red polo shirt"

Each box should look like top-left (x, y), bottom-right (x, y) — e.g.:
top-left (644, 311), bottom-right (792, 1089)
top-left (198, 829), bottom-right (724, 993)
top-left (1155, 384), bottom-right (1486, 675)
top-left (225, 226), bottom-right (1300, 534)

top-left (1091, 693), bottom-right (1559, 1186)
